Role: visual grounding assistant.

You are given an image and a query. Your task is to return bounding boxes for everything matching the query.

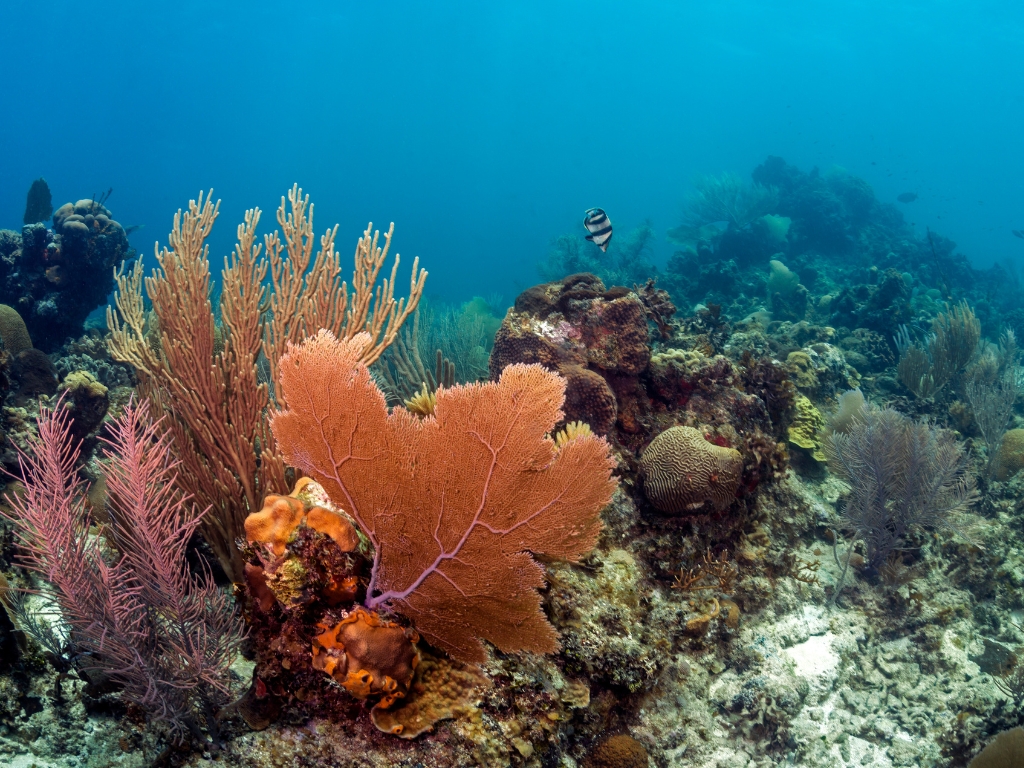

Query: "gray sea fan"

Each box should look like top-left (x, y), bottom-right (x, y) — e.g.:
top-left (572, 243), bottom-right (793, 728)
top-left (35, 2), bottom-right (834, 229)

top-left (822, 403), bottom-right (978, 598)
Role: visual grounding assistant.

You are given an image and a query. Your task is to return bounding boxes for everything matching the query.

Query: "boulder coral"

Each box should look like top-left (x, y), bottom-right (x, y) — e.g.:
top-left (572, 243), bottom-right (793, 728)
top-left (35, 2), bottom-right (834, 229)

top-left (996, 429), bottom-right (1024, 481)
top-left (584, 734), bottom-right (651, 768)
top-left (639, 426), bottom-right (743, 513)
top-left (0, 305), bottom-right (32, 355)
top-left (489, 273), bottom-right (649, 434)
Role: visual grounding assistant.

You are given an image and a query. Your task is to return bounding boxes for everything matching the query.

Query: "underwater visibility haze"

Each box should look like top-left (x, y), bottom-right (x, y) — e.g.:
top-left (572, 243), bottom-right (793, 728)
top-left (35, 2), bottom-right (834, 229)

top-left (0, 1), bottom-right (1024, 767)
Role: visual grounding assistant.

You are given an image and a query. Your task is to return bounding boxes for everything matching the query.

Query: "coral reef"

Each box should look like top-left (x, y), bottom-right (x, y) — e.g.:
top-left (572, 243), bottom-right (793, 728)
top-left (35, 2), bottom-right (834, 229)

top-left (0, 197), bottom-right (132, 351)
top-left (270, 330), bottom-right (617, 662)
top-left (4, 158), bottom-right (1024, 768)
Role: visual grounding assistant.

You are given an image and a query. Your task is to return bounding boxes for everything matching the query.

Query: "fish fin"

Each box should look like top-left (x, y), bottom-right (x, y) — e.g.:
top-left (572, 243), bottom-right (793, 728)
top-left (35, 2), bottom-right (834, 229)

top-left (585, 234), bottom-right (594, 242)
top-left (599, 243), bottom-right (609, 253)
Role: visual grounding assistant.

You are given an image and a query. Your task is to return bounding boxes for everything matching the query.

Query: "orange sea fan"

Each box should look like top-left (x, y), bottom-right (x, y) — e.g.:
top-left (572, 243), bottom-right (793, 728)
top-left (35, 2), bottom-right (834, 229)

top-left (271, 329), bottom-right (618, 662)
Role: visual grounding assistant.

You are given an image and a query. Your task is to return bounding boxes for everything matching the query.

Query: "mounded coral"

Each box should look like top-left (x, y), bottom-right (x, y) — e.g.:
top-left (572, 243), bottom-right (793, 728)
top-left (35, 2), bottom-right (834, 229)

top-left (584, 733), bottom-right (650, 768)
top-left (560, 363), bottom-right (618, 434)
top-left (12, 348), bottom-right (56, 404)
top-left (0, 305), bottom-right (31, 356)
top-left (56, 369), bottom-right (109, 442)
top-left (785, 350), bottom-right (818, 390)
top-left (491, 274), bottom-right (651, 377)
top-left (969, 727), bottom-right (1024, 767)
top-left (639, 425), bottom-right (743, 513)
top-left (996, 429), bottom-right (1024, 481)
top-left (490, 273), bottom-right (650, 435)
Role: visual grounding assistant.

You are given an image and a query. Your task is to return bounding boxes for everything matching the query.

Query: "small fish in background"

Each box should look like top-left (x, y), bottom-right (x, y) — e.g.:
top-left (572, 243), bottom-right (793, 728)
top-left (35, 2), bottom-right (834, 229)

top-left (583, 207), bottom-right (613, 252)
top-left (1013, 230), bottom-right (1024, 240)
top-left (897, 192), bottom-right (918, 203)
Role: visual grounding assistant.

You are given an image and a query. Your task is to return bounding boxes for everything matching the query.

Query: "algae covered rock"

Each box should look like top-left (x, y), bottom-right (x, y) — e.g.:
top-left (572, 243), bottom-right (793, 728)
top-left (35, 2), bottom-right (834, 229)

top-left (787, 394), bottom-right (826, 462)
top-left (57, 369), bottom-right (109, 440)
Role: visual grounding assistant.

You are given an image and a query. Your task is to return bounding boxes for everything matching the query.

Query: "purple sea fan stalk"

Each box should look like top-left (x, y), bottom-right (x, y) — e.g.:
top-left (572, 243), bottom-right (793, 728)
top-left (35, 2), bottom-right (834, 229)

top-left (2, 397), bottom-right (243, 744)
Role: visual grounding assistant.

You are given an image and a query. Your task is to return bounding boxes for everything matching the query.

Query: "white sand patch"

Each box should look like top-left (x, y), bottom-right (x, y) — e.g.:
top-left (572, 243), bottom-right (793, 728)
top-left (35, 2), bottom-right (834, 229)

top-left (784, 632), bottom-right (841, 695)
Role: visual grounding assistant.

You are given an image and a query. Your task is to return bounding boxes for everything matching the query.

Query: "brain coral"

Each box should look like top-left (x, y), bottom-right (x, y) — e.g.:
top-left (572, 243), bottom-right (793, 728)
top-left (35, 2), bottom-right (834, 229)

top-left (0, 304), bottom-right (31, 355)
top-left (639, 426), bottom-right (742, 513)
top-left (996, 429), bottom-right (1024, 481)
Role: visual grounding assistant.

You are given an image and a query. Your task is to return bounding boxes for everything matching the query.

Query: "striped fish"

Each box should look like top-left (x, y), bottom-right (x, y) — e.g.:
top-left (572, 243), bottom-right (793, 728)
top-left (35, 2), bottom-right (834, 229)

top-left (583, 207), bottom-right (613, 252)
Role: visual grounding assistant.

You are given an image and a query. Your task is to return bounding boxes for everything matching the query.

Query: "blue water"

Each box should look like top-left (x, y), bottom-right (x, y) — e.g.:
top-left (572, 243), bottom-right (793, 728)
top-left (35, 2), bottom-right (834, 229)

top-left (1, 1), bottom-right (1022, 304)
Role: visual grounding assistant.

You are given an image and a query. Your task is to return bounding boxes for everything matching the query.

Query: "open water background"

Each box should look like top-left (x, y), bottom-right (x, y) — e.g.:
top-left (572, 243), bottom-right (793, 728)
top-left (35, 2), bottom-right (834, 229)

top-left (1, 1), bottom-right (1022, 302)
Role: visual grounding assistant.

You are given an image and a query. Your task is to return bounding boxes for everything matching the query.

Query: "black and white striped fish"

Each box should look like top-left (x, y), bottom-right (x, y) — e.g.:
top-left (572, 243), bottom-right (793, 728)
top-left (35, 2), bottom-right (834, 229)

top-left (583, 207), bottom-right (613, 252)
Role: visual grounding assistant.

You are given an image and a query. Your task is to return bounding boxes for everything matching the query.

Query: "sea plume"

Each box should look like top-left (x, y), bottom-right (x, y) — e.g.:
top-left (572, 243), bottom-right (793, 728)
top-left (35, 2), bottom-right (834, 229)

top-left (2, 398), bottom-right (242, 743)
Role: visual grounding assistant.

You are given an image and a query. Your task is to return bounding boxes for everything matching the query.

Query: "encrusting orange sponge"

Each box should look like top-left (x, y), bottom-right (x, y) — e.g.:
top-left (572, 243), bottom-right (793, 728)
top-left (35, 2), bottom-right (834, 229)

top-left (306, 506), bottom-right (360, 552)
top-left (312, 607), bottom-right (420, 708)
top-left (244, 495), bottom-right (304, 556)
top-left (245, 477), bottom-right (361, 557)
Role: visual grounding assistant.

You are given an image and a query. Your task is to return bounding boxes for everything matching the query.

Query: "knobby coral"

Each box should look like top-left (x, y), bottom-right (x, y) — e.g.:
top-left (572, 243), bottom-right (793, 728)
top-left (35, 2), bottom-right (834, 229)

top-left (271, 330), bottom-right (618, 662)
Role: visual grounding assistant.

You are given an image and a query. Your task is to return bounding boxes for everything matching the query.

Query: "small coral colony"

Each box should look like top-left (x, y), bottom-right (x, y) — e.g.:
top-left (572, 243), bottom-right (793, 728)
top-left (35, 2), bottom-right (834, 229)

top-left (0, 157), bottom-right (1023, 767)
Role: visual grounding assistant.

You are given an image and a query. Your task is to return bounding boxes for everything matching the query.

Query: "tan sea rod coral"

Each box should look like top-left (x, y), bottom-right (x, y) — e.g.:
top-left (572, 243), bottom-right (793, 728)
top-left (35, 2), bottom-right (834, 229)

top-left (107, 187), bottom-right (426, 581)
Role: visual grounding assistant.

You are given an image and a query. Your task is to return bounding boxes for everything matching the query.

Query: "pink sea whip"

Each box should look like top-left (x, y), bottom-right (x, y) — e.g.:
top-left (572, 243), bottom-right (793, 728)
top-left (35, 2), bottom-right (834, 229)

top-left (2, 397), bottom-right (242, 745)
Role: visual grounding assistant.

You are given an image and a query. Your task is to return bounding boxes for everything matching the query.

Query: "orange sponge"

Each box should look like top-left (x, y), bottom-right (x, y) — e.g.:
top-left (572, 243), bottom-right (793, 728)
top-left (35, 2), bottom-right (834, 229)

top-left (244, 494), bottom-right (304, 556)
top-left (306, 506), bottom-right (360, 553)
top-left (312, 607), bottom-right (419, 708)
top-left (245, 478), bottom-right (361, 556)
